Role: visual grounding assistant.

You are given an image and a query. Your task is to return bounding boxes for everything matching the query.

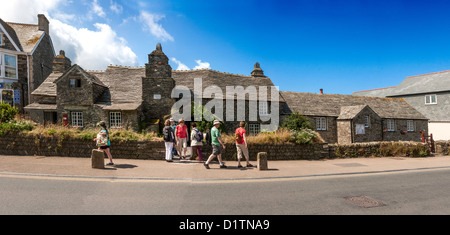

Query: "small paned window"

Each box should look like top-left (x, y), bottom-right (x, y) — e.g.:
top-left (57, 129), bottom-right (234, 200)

top-left (425, 94), bottom-right (437, 105)
top-left (248, 123), bottom-right (260, 136)
top-left (387, 119), bottom-right (395, 132)
top-left (407, 120), bottom-right (415, 132)
top-left (110, 112), bottom-right (122, 128)
top-left (69, 79), bottom-right (81, 88)
top-left (315, 117), bottom-right (327, 131)
top-left (71, 112), bottom-right (83, 127)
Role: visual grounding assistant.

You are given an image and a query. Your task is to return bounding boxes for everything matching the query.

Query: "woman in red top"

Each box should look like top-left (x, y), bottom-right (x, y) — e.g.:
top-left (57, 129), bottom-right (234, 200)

top-left (235, 122), bottom-right (253, 168)
top-left (176, 119), bottom-right (188, 159)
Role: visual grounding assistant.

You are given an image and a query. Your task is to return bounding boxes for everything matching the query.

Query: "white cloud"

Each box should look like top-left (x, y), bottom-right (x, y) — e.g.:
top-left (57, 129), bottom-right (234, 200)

top-left (139, 11), bottom-right (174, 42)
top-left (0, 0), bottom-right (138, 70)
top-left (194, 60), bottom-right (211, 70)
top-left (50, 19), bottom-right (138, 70)
top-left (0, 0), bottom-right (62, 23)
top-left (110, 0), bottom-right (123, 14)
top-left (91, 0), bottom-right (106, 18)
top-left (171, 58), bottom-right (190, 71)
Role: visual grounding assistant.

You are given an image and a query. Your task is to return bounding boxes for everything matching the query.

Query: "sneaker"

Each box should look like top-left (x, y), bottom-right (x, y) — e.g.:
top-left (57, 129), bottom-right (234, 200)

top-left (246, 163), bottom-right (254, 167)
top-left (220, 164), bottom-right (227, 169)
top-left (203, 163), bottom-right (210, 169)
top-left (237, 164), bottom-right (243, 168)
top-left (106, 162), bottom-right (114, 166)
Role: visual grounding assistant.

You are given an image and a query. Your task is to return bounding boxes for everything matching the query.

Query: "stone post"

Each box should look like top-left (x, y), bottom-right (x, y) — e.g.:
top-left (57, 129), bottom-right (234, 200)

top-left (257, 152), bottom-right (268, 170)
top-left (91, 149), bottom-right (105, 169)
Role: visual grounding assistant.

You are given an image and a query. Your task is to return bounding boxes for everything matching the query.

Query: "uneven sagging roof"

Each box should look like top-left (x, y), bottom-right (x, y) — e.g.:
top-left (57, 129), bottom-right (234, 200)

top-left (280, 91), bottom-right (428, 120)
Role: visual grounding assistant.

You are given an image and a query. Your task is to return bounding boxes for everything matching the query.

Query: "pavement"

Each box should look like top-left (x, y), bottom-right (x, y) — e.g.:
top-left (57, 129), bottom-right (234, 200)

top-left (2, 154), bottom-right (450, 182)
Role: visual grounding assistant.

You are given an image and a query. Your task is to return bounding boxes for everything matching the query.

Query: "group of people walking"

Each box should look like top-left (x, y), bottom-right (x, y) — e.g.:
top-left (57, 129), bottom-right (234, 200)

top-left (163, 119), bottom-right (253, 169)
top-left (93, 118), bottom-right (253, 169)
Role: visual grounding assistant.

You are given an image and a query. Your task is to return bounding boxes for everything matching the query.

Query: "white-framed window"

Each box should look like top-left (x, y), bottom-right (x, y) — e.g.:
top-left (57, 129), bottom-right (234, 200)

top-left (407, 120), bottom-right (415, 132)
top-left (425, 94), bottom-right (437, 105)
top-left (110, 112), bottom-right (122, 128)
top-left (71, 112), bottom-right (83, 127)
top-left (248, 123), bottom-right (260, 136)
top-left (387, 119), bottom-right (395, 132)
top-left (259, 101), bottom-right (268, 116)
top-left (0, 53), bottom-right (17, 79)
top-left (315, 117), bottom-right (327, 131)
top-left (364, 115), bottom-right (370, 128)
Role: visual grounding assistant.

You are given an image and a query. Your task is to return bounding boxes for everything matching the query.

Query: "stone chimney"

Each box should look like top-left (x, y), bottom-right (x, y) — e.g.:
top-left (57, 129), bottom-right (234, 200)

top-left (251, 62), bottom-right (266, 78)
top-left (38, 14), bottom-right (49, 35)
top-left (52, 50), bottom-right (71, 73)
top-left (145, 43), bottom-right (172, 78)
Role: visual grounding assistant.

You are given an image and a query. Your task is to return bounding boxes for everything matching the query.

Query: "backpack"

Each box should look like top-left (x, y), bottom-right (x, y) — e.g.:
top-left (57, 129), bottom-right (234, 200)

top-left (194, 129), bottom-right (203, 142)
top-left (163, 126), bottom-right (174, 142)
top-left (235, 128), bottom-right (243, 143)
top-left (235, 132), bottom-right (242, 143)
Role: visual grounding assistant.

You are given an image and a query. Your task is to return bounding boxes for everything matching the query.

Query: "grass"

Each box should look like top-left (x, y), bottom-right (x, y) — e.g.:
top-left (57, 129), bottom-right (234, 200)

top-left (2, 117), bottom-right (161, 141)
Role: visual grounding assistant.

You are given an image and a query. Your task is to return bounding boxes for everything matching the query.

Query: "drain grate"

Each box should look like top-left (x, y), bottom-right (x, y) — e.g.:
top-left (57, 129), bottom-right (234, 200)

top-left (344, 196), bottom-right (386, 208)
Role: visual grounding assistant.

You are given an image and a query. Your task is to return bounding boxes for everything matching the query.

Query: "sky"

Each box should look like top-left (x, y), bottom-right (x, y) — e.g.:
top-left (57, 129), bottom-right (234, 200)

top-left (1, 0), bottom-right (450, 95)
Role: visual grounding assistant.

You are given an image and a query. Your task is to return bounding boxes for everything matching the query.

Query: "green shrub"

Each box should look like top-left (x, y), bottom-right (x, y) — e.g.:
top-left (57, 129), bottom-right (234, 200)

top-left (290, 128), bottom-right (317, 144)
top-left (0, 102), bottom-right (19, 123)
top-left (281, 113), bottom-right (313, 132)
top-left (0, 120), bottom-right (34, 136)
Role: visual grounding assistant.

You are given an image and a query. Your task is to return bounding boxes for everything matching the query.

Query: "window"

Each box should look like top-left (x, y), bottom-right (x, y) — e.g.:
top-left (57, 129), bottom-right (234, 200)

top-left (425, 94), bottom-right (437, 105)
top-left (259, 101), bottom-right (268, 116)
top-left (407, 120), bottom-right (415, 132)
top-left (71, 112), bottom-right (83, 127)
top-left (387, 119), bottom-right (395, 132)
top-left (69, 78), bottom-right (81, 88)
top-left (248, 123), bottom-right (260, 136)
top-left (110, 112), bottom-right (122, 128)
top-left (1, 90), bottom-right (13, 106)
top-left (364, 115), bottom-right (370, 128)
top-left (316, 117), bottom-right (327, 131)
top-left (0, 53), bottom-right (17, 79)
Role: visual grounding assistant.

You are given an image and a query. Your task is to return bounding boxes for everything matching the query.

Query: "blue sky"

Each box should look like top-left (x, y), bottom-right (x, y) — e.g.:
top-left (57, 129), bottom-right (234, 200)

top-left (2, 0), bottom-right (450, 95)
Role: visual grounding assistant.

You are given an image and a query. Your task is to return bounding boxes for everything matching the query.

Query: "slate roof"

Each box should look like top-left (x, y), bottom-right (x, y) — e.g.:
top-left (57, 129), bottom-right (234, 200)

top-left (280, 91), bottom-right (427, 120)
top-left (352, 86), bottom-right (397, 97)
top-left (0, 19), bottom-right (47, 53)
top-left (387, 70), bottom-right (450, 97)
top-left (7, 22), bottom-right (44, 53)
top-left (337, 105), bottom-right (369, 120)
top-left (172, 69), bottom-right (284, 102)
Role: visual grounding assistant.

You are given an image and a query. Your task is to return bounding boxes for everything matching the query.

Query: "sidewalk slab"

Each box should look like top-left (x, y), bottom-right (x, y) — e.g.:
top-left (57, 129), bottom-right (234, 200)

top-left (1, 154), bottom-right (450, 181)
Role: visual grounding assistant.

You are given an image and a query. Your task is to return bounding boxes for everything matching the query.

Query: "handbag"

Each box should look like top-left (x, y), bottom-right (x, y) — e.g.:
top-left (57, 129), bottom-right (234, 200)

top-left (96, 133), bottom-right (108, 146)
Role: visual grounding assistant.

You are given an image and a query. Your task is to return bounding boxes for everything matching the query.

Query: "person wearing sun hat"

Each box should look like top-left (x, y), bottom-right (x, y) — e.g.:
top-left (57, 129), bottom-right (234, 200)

top-left (204, 120), bottom-right (227, 169)
top-left (95, 121), bottom-right (114, 166)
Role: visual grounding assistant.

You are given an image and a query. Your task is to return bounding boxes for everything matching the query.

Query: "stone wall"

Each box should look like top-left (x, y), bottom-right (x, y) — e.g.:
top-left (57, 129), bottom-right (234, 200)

top-left (0, 134), bottom-right (432, 160)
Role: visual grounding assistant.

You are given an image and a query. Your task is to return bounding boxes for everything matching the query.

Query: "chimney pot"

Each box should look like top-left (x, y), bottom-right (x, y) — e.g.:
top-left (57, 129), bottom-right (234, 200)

top-left (320, 88), bottom-right (323, 94)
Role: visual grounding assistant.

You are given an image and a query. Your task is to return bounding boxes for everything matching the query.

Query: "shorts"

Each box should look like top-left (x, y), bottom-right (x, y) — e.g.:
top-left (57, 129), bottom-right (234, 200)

top-left (212, 144), bottom-right (222, 155)
top-left (177, 137), bottom-right (187, 150)
top-left (99, 145), bottom-right (110, 150)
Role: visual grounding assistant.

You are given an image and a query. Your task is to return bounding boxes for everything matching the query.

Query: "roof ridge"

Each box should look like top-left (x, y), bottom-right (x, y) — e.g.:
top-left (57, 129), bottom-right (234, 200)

top-left (406, 69), bottom-right (450, 79)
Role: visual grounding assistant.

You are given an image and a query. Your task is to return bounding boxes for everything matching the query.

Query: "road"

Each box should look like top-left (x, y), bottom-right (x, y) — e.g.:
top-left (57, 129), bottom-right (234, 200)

top-left (1, 169), bottom-right (450, 215)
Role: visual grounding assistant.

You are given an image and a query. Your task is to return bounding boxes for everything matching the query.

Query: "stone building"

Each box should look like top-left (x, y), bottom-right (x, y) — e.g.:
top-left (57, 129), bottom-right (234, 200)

top-left (353, 70), bottom-right (450, 140)
top-left (25, 42), bottom-right (428, 144)
top-left (25, 44), bottom-right (283, 132)
top-left (280, 91), bottom-right (428, 144)
top-left (0, 15), bottom-right (55, 111)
